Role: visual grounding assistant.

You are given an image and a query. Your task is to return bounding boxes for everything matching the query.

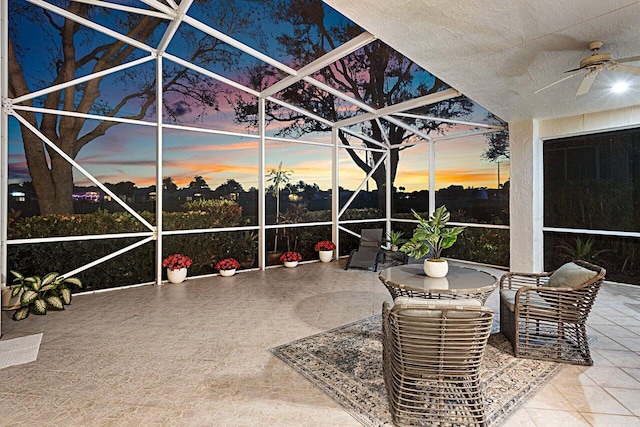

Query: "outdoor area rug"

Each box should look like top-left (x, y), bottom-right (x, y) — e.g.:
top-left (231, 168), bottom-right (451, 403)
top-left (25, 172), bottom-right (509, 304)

top-left (270, 315), bottom-right (564, 426)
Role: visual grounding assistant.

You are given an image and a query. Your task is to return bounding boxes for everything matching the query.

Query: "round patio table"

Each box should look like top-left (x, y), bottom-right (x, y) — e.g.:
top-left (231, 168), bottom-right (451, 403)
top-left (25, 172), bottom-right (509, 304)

top-left (378, 263), bottom-right (498, 304)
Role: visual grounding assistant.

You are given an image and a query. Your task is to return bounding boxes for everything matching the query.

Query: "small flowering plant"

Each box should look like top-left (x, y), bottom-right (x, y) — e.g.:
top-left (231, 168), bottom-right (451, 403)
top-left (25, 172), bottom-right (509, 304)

top-left (215, 258), bottom-right (240, 271)
top-left (162, 253), bottom-right (192, 270)
top-left (279, 251), bottom-right (302, 263)
top-left (314, 240), bottom-right (336, 251)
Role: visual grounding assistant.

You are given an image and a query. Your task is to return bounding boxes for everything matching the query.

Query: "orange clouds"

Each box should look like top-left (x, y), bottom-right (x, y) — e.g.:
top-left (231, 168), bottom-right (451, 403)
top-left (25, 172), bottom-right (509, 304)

top-left (166, 140), bottom-right (258, 152)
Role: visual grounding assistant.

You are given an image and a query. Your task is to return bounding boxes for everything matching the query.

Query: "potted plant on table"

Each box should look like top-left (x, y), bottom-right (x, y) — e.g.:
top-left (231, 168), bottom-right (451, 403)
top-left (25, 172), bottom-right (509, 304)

top-left (400, 206), bottom-right (465, 278)
top-left (162, 253), bottom-right (192, 284)
top-left (314, 240), bottom-right (336, 263)
top-left (384, 230), bottom-right (407, 252)
top-left (5, 270), bottom-right (82, 321)
top-left (215, 257), bottom-right (240, 277)
top-left (280, 251), bottom-right (302, 268)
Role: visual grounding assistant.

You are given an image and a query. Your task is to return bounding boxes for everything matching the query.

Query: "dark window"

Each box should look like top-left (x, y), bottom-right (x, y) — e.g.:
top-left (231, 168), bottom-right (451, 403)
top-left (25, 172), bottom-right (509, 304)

top-left (544, 127), bottom-right (640, 232)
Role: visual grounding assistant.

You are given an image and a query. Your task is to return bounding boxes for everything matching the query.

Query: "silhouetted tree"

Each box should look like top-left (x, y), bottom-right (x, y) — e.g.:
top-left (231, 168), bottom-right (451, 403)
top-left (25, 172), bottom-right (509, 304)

top-left (188, 176), bottom-right (210, 190)
top-left (233, 0), bottom-right (474, 209)
top-left (9, 1), bottom-right (260, 214)
top-left (163, 177), bottom-right (178, 193)
top-left (214, 179), bottom-right (245, 197)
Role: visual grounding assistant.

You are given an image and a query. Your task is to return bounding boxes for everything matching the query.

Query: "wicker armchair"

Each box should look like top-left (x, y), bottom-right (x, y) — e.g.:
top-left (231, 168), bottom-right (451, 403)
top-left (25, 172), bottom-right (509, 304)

top-left (382, 297), bottom-right (494, 426)
top-left (499, 260), bottom-right (606, 365)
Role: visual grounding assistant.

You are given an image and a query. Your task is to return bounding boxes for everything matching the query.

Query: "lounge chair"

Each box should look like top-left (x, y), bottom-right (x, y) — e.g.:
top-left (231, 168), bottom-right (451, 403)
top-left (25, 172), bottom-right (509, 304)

top-left (344, 228), bottom-right (383, 271)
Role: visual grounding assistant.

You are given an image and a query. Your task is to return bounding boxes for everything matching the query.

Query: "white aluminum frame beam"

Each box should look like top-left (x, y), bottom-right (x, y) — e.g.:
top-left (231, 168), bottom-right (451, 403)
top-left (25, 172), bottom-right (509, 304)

top-left (12, 56), bottom-right (156, 105)
top-left (393, 112), bottom-right (506, 130)
top-left (154, 53), bottom-right (164, 285)
top-left (139, 0), bottom-right (176, 16)
top-left (339, 126), bottom-right (388, 150)
top-left (156, 0), bottom-right (194, 54)
top-left (11, 112), bottom-right (155, 231)
top-left (27, 0), bottom-right (158, 55)
top-left (334, 88), bottom-right (461, 128)
top-left (261, 32), bottom-right (375, 98)
top-left (338, 152), bottom-right (387, 218)
top-left (182, 15), bottom-right (297, 76)
top-left (71, 0), bottom-right (173, 19)
top-left (164, 53), bottom-right (260, 97)
top-left (12, 105), bottom-right (158, 127)
top-left (1, 0), bottom-right (8, 336)
top-left (266, 96), bottom-right (334, 127)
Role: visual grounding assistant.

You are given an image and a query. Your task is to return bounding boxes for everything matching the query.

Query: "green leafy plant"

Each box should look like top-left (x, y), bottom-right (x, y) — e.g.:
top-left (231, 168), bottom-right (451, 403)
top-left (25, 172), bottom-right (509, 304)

top-left (557, 236), bottom-right (611, 262)
top-left (384, 230), bottom-right (407, 248)
top-left (400, 206), bottom-right (466, 260)
top-left (9, 270), bottom-right (82, 321)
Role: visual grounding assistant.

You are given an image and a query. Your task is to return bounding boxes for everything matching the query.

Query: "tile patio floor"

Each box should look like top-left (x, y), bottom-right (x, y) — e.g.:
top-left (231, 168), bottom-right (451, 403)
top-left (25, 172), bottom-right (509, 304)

top-left (0, 259), bottom-right (639, 426)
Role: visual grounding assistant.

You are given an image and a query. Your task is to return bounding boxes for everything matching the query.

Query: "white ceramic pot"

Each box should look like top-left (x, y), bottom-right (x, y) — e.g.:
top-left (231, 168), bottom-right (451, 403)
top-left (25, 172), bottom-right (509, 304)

top-left (167, 267), bottom-right (188, 284)
top-left (284, 261), bottom-right (298, 268)
top-left (423, 259), bottom-right (448, 278)
top-left (219, 269), bottom-right (236, 277)
top-left (319, 250), bottom-right (333, 263)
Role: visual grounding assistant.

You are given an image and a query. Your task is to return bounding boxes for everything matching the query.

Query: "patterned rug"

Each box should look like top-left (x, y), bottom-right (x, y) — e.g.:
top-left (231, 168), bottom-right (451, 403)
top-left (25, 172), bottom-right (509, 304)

top-left (270, 315), bottom-right (563, 426)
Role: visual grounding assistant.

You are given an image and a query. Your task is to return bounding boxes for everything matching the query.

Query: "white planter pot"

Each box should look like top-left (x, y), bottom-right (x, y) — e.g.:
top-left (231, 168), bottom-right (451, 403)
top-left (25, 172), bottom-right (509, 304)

top-left (423, 259), bottom-right (448, 278)
top-left (167, 268), bottom-right (188, 284)
top-left (219, 269), bottom-right (236, 277)
top-left (319, 250), bottom-right (333, 263)
top-left (284, 261), bottom-right (298, 268)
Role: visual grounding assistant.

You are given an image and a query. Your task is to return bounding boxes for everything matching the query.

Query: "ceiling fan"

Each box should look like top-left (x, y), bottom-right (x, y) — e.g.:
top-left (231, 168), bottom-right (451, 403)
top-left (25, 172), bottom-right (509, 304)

top-left (534, 41), bottom-right (640, 96)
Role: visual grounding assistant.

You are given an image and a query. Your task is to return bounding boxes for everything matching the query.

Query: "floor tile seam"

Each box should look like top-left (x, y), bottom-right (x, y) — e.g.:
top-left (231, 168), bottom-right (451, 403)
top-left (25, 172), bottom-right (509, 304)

top-left (618, 367), bottom-right (640, 386)
top-left (523, 381), bottom-right (580, 412)
top-left (551, 380), bottom-right (611, 413)
top-left (523, 407), bottom-right (590, 426)
top-left (583, 366), bottom-right (640, 388)
top-left (559, 383), bottom-right (635, 416)
top-left (589, 324), bottom-right (640, 337)
top-left (591, 350), bottom-right (640, 365)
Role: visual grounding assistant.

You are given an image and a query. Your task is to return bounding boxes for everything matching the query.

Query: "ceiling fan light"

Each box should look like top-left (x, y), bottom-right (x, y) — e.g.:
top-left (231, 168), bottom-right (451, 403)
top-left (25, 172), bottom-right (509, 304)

top-left (611, 81), bottom-right (629, 93)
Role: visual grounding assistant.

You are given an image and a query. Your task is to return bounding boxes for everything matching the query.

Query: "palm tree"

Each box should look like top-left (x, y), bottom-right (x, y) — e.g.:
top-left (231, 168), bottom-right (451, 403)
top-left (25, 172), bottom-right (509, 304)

top-left (266, 162), bottom-right (293, 252)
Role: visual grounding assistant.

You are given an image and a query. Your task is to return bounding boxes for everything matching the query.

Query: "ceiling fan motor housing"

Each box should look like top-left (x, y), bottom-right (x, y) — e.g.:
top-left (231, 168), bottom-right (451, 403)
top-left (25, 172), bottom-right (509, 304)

top-left (580, 53), bottom-right (612, 69)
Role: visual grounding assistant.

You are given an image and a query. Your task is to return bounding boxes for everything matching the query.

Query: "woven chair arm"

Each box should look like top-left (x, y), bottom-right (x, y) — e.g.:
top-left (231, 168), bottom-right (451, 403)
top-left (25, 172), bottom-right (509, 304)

top-left (514, 285), bottom-right (574, 301)
top-left (499, 271), bottom-right (551, 290)
top-left (514, 285), bottom-right (586, 319)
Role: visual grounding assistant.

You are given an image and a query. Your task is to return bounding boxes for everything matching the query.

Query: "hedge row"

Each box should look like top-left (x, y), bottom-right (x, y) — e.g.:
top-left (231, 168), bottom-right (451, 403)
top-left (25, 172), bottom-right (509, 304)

top-left (7, 203), bottom-right (511, 292)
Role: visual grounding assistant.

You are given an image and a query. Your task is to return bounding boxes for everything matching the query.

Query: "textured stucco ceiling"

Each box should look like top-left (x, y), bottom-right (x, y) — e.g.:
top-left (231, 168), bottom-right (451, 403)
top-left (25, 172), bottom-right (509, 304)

top-left (324, 0), bottom-right (640, 123)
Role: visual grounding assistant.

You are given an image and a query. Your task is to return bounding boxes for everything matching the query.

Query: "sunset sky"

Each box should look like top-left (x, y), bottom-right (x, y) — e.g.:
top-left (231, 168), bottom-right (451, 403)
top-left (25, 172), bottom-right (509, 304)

top-left (6, 0), bottom-right (509, 193)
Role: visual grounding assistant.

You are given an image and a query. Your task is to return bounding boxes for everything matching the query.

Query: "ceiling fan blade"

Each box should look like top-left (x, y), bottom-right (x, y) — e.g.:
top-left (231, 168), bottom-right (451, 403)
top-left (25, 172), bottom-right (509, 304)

top-left (612, 64), bottom-right (640, 76)
top-left (616, 55), bottom-right (640, 64)
top-left (534, 71), bottom-right (581, 94)
top-left (576, 71), bottom-right (597, 96)
top-left (564, 66), bottom-right (586, 73)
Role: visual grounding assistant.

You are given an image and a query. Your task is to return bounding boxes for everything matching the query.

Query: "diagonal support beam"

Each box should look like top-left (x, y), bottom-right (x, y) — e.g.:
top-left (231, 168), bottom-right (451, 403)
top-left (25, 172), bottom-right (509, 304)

top-left (71, 0), bottom-right (172, 19)
top-left (157, 0), bottom-right (194, 53)
top-left (338, 152), bottom-right (387, 218)
top-left (11, 112), bottom-right (155, 231)
top-left (261, 32), bottom-right (375, 98)
top-left (182, 15), bottom-right (297, 76)
top-left (139, 0), bottom-right (176, 16)
top-left (393, 112), bottom-right (506, 130)
top-left (12, 55), bottom-right (155, 104)
top-left (28, 0), bottom-right (157, 55)
top-left (334, 88), bottom-right (461, 128)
